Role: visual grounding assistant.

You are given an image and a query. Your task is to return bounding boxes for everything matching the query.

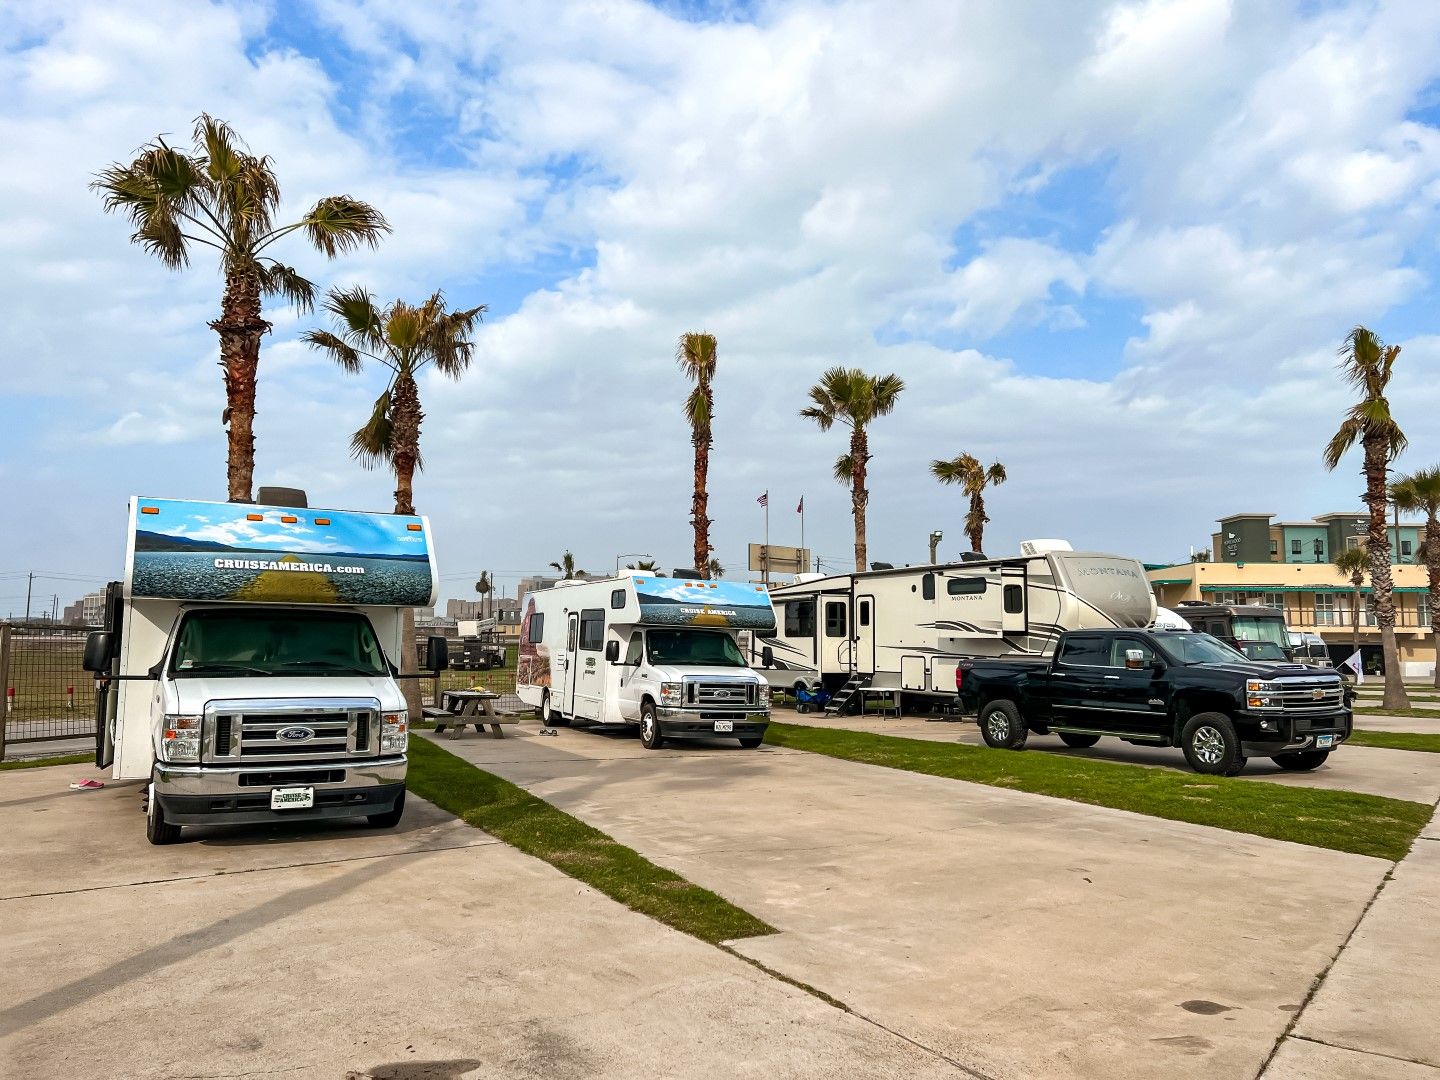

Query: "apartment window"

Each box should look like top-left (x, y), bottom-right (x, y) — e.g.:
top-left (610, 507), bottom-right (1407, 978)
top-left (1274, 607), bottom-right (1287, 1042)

top-left (1420, 594), bottom-right (1432, 626)
top-left (1346, 536), bottom-right (1363, 550)
top-left (1290, 539), bottom-right (1302, 556)
top-left (1313, 593), bottom-right (1336, 626)
top-left (1401, 540), bottom-right (1413, 558)
top-left (947, 578), bottom-right (986, 595)
top-left (1270, 540), bottom-right (1279, 557)
top-left (824, 601), bottom-right (848, 638)
top-left (578, 609), bottom-right (605, 651)
top-left (1261, 592), bottom-right (1284, 610)
top-left (784, 600), bottom-right (816, 638)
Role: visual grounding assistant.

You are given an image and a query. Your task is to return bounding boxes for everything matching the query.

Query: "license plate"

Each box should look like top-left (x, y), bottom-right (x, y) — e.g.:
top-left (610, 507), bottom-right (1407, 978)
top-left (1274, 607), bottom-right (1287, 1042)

top-left (1316, 734), bottom-right (1335, 749)
top-left (270, 786), bottom-right (314, 810)
top-left (713, 720), bottom-right (734, 733)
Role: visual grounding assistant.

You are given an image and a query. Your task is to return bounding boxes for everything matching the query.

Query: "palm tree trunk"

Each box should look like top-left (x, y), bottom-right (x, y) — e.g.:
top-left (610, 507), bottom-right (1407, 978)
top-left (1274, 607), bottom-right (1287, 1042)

top-left (1351, 580), bottom-right (1361, 656)
top-left (389, 373), bottom-right (422, 516)
top-left (851, 426), bottom-right (868, 571)
top-left (967, 493), bottom-right (985, 553)
top-left (1427, 514), bottom-right (1440, 690)
top-left (211, 268), bottom-right (270, 502)
top-left (691, 385), bottom-right (712, 574)
top-left (1363, 433), bottom-right (1409, 709)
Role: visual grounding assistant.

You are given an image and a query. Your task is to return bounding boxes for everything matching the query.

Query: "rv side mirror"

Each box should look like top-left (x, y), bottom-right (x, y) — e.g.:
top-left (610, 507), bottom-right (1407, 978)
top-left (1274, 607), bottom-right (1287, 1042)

top-left (424, 636), bottom-right (450, 672)
top-left (762, 645), bottom-right (774, 668)
top-left (1124, 649), bottom-right (1145, 671)
top-left (605, 640), bottom-right (620, 663)
top-left (82, 631), bottom-right (114, 674)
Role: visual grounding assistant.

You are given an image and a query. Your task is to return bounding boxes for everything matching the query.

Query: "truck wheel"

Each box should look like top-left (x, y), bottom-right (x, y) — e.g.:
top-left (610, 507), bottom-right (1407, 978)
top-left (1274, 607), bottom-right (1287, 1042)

top-left (541, 691), bottom-right (570, 728)
top-left (979, 700), bottom-right (1028, 750)
top-left (739, 736), bottom-right (764, 749)
top-left (146, 784), bottom-right (181, 846)
top-left (1271, 749), bottom-right (1331, 772)
top-left (367, 789), bottom-right (406, 829)
top-left (1181, 713), bottom-right (1246, 776)
top-left (1059, 732), bottom-right (1101, 748)
top-left (639, 702), bottom-right (665, 750)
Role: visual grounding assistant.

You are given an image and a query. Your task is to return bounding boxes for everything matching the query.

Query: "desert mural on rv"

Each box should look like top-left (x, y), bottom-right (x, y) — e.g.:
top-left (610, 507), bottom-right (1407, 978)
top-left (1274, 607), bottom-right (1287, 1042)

top-left (127, 497), bottom-right (435, 607)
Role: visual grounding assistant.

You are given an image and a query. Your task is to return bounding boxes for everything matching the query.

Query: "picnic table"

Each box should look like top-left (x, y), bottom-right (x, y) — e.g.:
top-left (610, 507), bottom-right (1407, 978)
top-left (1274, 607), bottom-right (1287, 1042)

top-left (424, 689), bottom-right (515, 739)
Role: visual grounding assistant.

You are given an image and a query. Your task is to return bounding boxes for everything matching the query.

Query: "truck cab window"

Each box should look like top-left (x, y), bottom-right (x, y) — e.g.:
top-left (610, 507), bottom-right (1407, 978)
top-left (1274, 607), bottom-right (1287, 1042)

top-left (824, 601), bottom-right (848, 638)
top-left (1057, 636), bottom-right (1108, 667)
top-left (624, 633), bottom-right (643, 666)
top-left (784, 600), bottom-right (816, 637)
top-left (1109, 638), bottom-right (1156, 667)
top-left (579, 609), bottom-right (605, 651)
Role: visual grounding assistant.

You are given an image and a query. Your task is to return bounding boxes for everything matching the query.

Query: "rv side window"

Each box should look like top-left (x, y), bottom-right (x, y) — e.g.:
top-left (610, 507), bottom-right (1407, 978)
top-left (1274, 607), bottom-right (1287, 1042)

top-left (624, 633), bottom-right (643, 665)
top-left (922, 574), bottom-right (935, 601)
top-left (1004, 584), bottom-right (1023, 614)
top-left (579, 609), bottom-right (605, 652)
top-left (784, 601), bottom-right (816, 637)
top-left (824, 601), bottom-right (847, 638)
top-left (566, 617), bottom-right (577, 652)
top-left (1058, 637), bottom-right (1108, 667)
top-left (528, 613), bottom-right (545, 643)
top-left (610, 589), bottom-right (626, 610)
top-left (859, 600), bottom-right (870, 627)
top-left (947, 578), bottom-right (986, 595)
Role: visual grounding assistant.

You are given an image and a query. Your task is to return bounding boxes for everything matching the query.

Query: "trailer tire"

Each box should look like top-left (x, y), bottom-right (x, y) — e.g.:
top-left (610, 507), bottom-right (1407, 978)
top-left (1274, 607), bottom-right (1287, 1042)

top-left (146, 783), bottom-right (181, 846)
top-left (1058, 732), bottom-right (1101, 748)
top-left (1271, 749), bottom-right (1331, 771)
top-left (1181, 713), bottom-right (1246, 776)
top-left (979, 700), bottom-right (1028, 750)
top-left (541, 691), bottom-right (569, 728)
top-left (639, 701), bottom-right (664, 750)
top-left (367, 789), bottom-right (406, 829)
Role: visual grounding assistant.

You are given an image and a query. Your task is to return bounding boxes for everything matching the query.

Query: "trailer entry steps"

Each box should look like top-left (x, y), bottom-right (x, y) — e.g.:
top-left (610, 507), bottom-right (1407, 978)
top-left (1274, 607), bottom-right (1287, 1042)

top-left (825, 673), bottom-right (872, 715)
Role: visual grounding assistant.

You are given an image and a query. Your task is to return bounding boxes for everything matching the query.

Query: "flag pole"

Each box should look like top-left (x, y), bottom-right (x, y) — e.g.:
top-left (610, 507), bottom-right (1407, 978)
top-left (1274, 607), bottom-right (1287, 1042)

top-left (763, 490), bottom-right (770, 584)
top-left (800, 497), bottom-right (805, 570)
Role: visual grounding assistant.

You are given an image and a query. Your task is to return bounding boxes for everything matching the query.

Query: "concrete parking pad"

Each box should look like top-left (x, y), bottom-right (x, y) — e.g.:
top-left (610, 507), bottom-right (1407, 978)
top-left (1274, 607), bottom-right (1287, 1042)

top-left (433, 725), bottom-right (1391, 1079)
top-left (1263, 1037), bottom-right (1440, 1078)
top-left (0, 764), bottom-right (981, 1079)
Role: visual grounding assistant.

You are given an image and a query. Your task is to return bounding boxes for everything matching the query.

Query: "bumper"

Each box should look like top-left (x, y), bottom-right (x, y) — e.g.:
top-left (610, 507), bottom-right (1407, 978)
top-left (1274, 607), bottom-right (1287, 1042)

top-left (1239, 711), bottom-right (1351, 757)
top-left (154, 757), bottom-right (406, 826)
top-left (657, 707), bottom-right (769, 740)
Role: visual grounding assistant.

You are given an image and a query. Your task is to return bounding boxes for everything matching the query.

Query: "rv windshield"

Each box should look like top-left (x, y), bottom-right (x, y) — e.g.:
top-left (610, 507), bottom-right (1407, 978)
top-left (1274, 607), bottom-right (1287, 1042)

top-left (646, 629), bottom-right (746, 667)
top-left (169, 608), bottom-right (388, 677)
top-left (1155, 633), bottom-right (1249, 666)
top-left (1231, 617), bottom-right (1289, 647)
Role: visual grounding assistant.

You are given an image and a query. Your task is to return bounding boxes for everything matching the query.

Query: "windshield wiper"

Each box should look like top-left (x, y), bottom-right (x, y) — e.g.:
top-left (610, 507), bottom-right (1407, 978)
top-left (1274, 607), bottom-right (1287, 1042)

top-left (278, 661), bottom-right (381, 675)
top-left (176, 664), bottom-right (272, 676)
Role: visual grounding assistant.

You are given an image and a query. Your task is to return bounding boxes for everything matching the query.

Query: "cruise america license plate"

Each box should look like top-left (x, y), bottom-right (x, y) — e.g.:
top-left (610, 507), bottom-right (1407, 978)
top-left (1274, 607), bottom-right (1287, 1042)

top-left (1315, 735), bottom-right (1336, 749)
top-left (271, 786), bottom-right (314, 810)
top-left (713, 720), bottom-right (734, 733)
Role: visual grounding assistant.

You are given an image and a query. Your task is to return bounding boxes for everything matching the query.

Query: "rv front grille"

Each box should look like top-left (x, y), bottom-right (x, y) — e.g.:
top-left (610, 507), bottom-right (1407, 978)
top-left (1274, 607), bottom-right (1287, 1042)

top-left (203, 699), bottom-right (382, 763)
top-left (686, 681), bottom-right (759, 709)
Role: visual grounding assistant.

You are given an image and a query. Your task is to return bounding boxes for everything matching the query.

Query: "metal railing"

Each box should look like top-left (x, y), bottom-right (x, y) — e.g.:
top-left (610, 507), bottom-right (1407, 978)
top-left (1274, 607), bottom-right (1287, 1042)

top-left (1285, 606), bottom-right (1430, 630)
top-left (0, 621), bottom-right (98, 758)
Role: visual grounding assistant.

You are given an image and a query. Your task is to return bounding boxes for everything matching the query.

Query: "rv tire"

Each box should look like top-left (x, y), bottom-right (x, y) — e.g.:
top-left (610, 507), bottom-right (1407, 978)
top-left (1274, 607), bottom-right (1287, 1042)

top-left (367, 789), bottom-right (406, 828)
top-left (979, 700), bottom-right (1028, 750)
top-left (639, 701), bottom-right (664, 750)
top-left (541, 691), bottom-right (570, 728)
top-left (146, 783), bottom-right (181, 845)
top-left (739, 736), bottom-right (764, 749)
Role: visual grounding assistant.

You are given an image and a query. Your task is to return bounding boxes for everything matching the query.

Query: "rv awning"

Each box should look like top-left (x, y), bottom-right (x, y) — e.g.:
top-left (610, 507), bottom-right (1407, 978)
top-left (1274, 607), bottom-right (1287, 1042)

top-left (1200, 584), bottom-right (1428, 594)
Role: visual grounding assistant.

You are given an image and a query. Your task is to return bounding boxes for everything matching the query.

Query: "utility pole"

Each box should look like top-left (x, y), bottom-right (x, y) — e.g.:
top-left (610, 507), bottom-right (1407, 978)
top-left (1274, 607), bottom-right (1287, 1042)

top-left (23, 573), bottom-right (33, 621)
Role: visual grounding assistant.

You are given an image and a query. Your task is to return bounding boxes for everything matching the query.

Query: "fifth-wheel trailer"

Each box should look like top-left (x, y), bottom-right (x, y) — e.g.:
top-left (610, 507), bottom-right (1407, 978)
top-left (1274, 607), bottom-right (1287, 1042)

top-left (754, 540), bottom-right (1156, 704)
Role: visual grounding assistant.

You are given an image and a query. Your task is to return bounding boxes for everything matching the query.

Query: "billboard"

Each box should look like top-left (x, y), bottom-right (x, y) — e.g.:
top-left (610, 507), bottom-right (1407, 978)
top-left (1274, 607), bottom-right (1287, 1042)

top-left (125, 497), bottom-right (437, 607)
top-left (633, 578), bottom-right (777, 632)
top-left (748, 544), bottom-right (811, 575)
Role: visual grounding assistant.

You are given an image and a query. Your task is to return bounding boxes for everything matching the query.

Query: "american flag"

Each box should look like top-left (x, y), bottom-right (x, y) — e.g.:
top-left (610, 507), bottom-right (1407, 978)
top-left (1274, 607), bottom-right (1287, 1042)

top-left (756, 491), bottom-right (768, 507)
top-left (796, 496), bottom-right (804, 513)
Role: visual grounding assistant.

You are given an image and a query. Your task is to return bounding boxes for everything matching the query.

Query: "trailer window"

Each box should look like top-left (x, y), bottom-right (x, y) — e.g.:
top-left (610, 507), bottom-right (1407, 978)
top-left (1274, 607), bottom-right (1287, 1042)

top-left (1057, 637), bottom-right (1108, 667)
top-left (611, 589), bottom-right (626, 610)
top-left (1004, 584), bottom-right (1023, 614)
top-left (784, 600), bottom-right (816, 637)
top-left (859, 600), bottom-right (870, 627)
top-left (947, 578), bottom-right (986, 595)
top-left (922, 574), bottom-right (935, 601)
top-left (825, 601), bottom-right (847, 638)
top-left (579, 609), bottom-right (605, 652)
top-left (528, 613), bottom-right (545, 643)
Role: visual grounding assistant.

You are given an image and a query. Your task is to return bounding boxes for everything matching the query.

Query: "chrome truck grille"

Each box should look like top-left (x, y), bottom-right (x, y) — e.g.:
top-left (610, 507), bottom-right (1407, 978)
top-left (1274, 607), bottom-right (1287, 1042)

top-left (202, 698), bottom-right (382, 763)
top-left (1272, 677), bottom-right (1345, 714)
top-left (684, 680), bottom-right (760, 710)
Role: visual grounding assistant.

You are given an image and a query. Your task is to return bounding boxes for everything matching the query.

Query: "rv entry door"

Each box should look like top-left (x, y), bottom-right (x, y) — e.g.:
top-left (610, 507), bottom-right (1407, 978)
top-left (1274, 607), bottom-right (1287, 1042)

top-left (563, 612), bottom-right (581, 716)
top-left (854, 594), bottom-right (876, 674)
top-left (1001, 567), bottom-right (1027, 635)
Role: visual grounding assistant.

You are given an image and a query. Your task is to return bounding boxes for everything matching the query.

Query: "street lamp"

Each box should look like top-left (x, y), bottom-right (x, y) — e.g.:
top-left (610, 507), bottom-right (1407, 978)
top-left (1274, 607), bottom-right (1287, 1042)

top-left (616, 552), bottom-right (654, 574)
top-left (928, 530), bottom-right (944, 564)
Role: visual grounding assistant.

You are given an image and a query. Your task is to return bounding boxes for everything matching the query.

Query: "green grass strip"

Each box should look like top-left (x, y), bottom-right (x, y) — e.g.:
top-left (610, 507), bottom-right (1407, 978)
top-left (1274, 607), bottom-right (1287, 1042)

top-left (764, 722), bottom-right (1429, 861)
top-left (1349, 731), bottom-right (1440, 754)
top-left (0, 752), bottom-right (93, 771)
top-left (1352, 705), bottom-right (1440, 718)
top-left (407, 736), bottom-right (774, 944)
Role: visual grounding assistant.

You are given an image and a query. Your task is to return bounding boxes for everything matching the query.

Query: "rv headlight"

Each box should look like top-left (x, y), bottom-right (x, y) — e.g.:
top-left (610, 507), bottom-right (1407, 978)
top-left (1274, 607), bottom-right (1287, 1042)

top-left (162, 714), bottom-right (202, 761)
top-left (381, 710), bottom-right (408, 754)
top-left (660, 682), bottom-right (683, 707)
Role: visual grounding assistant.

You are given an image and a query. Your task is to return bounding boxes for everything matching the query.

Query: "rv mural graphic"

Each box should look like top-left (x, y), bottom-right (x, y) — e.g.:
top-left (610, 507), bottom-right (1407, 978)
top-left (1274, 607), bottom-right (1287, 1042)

top-left (126, 497), bottom-right (436, 606)
top-left (633, 578), bottom-right (777, 631)
top-left (517, 597), bottom-right (550, 688)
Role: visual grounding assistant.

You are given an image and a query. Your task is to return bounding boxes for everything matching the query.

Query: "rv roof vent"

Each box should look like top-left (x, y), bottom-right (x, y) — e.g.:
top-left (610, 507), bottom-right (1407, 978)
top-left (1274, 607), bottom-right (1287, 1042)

top-left (958, 552), bottom-right (987, 563)
top-left (670, 568), bottom-right (703, 580)
top-left (792, 572), bottom-right (825, 583)
top-left (255, 486), bottom-right (308, 508)
top-left (1018, 538), bottom-right (1073, 556)
top-left (869, 561), bottom-right (894, 571)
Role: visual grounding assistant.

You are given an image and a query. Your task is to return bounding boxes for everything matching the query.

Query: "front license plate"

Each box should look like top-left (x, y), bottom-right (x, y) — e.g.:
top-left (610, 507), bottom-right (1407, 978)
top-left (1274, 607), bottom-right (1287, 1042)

top-left (271, 786), bottom-right (314, 810)
top-left (1315, 734), bottom-right (1335, 748)
top-left (713, 720), bottom-right (734, 733)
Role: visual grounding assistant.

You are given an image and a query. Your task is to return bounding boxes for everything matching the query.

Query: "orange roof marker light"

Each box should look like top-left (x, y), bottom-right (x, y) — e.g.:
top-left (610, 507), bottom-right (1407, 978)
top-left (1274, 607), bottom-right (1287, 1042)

top-left (140, 506), bottom-right (159, 515)
top-left (407, 524), bottom-right (423, 532)
top-left (281, 515), bottom-right (299, 524)
top-left (246, 513), bottom-right (263, 522)
top-left (314, 517), bottom-right (331, 526)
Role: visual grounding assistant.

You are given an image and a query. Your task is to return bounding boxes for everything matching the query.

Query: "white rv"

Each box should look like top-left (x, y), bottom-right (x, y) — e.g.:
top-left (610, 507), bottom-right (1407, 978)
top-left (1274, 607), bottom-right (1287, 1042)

top-left (83, 494), bottom-right (447, 844)
top-left (755, 540), bottom-right (1156, 704)
top-left (516, 572), bottom-right (776, 749)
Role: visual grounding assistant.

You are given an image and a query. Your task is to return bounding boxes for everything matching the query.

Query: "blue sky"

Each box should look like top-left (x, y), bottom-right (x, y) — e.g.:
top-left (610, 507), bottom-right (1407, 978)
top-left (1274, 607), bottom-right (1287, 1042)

top-left (2, 0), bottom-right (1440, 615)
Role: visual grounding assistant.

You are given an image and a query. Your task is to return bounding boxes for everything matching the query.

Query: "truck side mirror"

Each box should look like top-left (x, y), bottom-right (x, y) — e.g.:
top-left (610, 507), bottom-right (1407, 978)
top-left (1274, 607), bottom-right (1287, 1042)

top-left (83, 631), bottom-right (114, 674)
top-left (424, 636), bottom-right (449, 672)
top-left (1125, 649), bottom-right (1145, 670)
top-left (762, 645), bottom-right (774, 668)
top-left (605, 640), bottom-right (620, 663)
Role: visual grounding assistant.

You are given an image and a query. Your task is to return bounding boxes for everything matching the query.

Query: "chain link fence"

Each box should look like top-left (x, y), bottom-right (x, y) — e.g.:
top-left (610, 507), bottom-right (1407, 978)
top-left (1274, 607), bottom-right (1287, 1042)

top-left (0, 621), bottom-right (97, 758)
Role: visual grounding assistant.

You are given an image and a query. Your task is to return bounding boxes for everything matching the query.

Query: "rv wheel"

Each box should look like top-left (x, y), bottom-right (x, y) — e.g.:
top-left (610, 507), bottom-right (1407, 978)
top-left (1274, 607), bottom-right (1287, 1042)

top-left (640, 702), bottom-right (665, 750)
top-left (367, 789), bottom-right (406, 829)
top-left (145, 783), bottom-right (181, 846)
top-left (541, 692), bottom-right (570, 728)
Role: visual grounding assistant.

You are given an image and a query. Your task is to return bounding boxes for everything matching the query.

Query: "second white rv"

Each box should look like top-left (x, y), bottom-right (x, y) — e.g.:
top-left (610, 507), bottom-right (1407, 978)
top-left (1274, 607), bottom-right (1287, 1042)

top-left (516, 572), bottom-right (776, 749)
top-left (755, 540), bottom-right (1156, 704)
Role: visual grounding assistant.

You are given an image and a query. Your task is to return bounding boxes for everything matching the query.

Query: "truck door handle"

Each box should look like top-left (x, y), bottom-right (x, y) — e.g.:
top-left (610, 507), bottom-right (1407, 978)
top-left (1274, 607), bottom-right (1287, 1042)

top-left (1104, 675), bottom-right (1120, 680)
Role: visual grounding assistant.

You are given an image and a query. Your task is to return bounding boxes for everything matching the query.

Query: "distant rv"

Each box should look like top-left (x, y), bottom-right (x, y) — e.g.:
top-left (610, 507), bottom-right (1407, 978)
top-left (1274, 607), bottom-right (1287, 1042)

top-left (754, 540), bottom-right (1156, 704)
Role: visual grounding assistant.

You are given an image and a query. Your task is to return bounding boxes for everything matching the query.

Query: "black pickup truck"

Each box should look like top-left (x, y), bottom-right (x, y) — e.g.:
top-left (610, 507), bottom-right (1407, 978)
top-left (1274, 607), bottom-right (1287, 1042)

top-left (955, 628), bottom-right (1351, 776)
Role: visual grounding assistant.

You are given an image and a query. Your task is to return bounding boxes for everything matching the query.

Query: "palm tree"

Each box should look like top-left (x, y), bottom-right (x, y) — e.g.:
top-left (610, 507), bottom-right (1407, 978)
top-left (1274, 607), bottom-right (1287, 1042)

top-left (475, 572), bottom-right (493, 620)
top-left (626, 559), bottom-right (662, 575)
top-left (94, 115), bottom-right (389, 502)
top-left (1334, 545), bottom-right (1370, 659)
top-left (1324, 325), bottom-right (1410, 709)
top-left (930, 453), bottom-right (1008, 554)
top-left (550, 551), bottom-right (586, 580)
top-left (1393, 466), bottom-right (1440, 688)
top-left (305, 287), bottom-right (483, 515)
top-left (706, 557), bottom-right (725, 578)
top-left (800, 366), bottom-right (905, 572)
top-left (679, 333), bottom-right (718, 574)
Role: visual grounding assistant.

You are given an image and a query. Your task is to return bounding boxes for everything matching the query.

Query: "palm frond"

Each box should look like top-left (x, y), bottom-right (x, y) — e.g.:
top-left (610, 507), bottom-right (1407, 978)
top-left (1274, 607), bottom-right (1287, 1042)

top-left (193, 113), bottom-right (245, 182)
top-left (300, 329), bottom-right (363, 373)
top-left (257, 261), bottom-right (316, 312)
top-left (684, 386), bottom-right (711, 429)
top-left (1393, 467), bottom-right (1440, 515)
top-left (350, 390), bottom-right (393, 468)
top-left (677, 332), bottom-right (718, 379)
top-left (323, 285), bottom-right (384, 348)
top-left (1323, 417), bottom-right (1364, 471)
top-left (834, 452), bottom-right (854, 484)
top-left (986, 462), bottom-right (1008, 485)
top-left (302, 195), bottom-right (390, 257)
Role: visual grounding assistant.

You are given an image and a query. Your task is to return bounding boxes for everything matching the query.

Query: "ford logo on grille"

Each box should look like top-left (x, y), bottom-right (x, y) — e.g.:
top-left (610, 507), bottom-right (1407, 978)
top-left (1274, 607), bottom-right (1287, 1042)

top-left (277, 726), bottom-right (315, 742)
top-left (714, 690), bottom-right (732, 699)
